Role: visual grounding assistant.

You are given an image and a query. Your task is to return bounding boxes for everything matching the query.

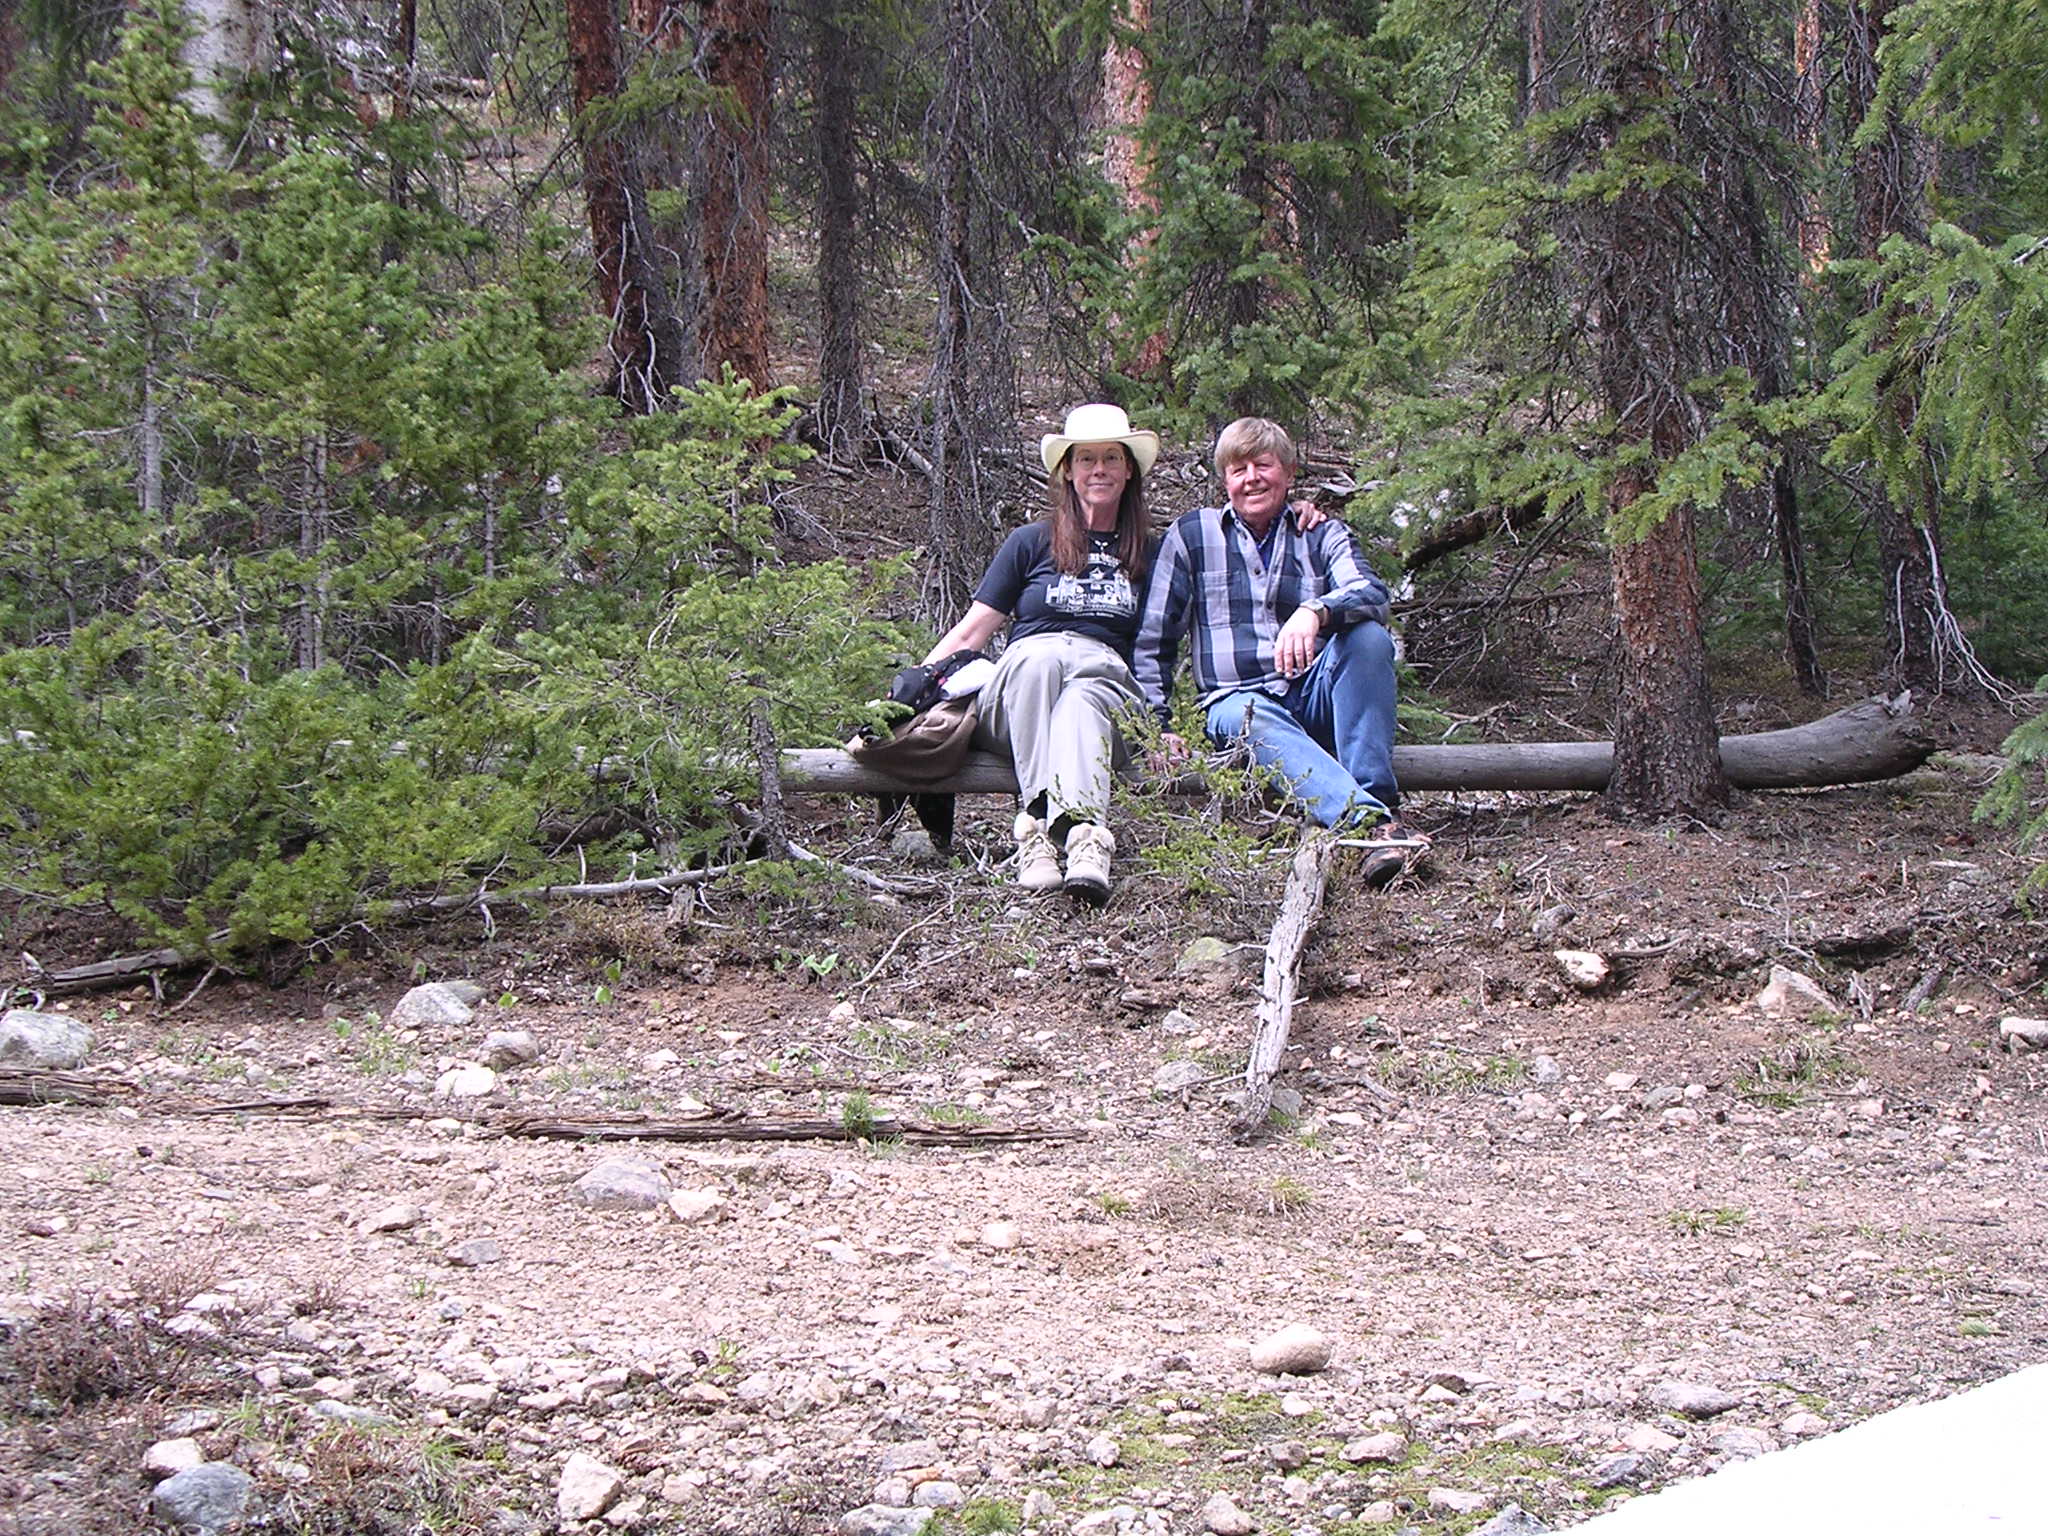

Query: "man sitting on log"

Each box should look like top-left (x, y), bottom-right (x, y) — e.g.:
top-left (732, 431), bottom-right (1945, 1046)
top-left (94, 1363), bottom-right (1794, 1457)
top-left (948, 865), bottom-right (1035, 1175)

top-left (1134, 417), bottom-right (1428, 886)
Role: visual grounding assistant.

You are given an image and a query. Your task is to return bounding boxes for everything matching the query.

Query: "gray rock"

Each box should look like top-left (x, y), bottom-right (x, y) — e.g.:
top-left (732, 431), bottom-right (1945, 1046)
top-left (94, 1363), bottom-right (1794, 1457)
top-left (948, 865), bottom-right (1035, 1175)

top-left (1529, 1055), bottom-right (1563, 1086)
top-left (1473, 1505), bottom-right (1550, 1536)
top-left (150, 1462), bottom-right (255, 1534)
top-left (1265, 1440), bottom-right (1310, 1471)
top-left (1529, 904), bottom-right (1576, 942)
top-left (910, 1481), bottom-right (963, 1509)
top-left (877, 1441), bottom-right (945, 1476)
top-left (1712, 1425), bottom-right (1775, 1459)
top-left (447, 1238), bottom-right (503, 1268)
top-left (1640, 1084), bottom-right (1685, 1112)
top-left (479, 1030), bottom-right (539, 1069)
top-left (1153, 1059), bottom-right (1209, 1094)
top-left (555, 1452), bottom-right (624, 1520)
top-left (1202, 1492), bottom-right (1256, 1536)
top-left (1160, 1009), bottom-right (1200, 1034)
top-left (389, 982), bottom-right (482, 1030)
top-left (1584, 1452), bottom-right (1650, 1489)
top-left (1268, 1086), bottom-right (1305, 1119)
top-left (433, 1064), bottom-right (496, 1099)
top-left (0, 1009), bottom-right (92, 1069)
top-left (1086, 1433), bottom-right (1121, 1467)
top-left (1249, 1323), bottom-right (1333, 1375)
top-left (1647, 1380), bottom-right (1741, 1418)
top-left (839, 1505), bottom-right (934, 1536)
top-left (1021, 1491), bottom-right (1057, 1521)
top-left (570, 1158), bottom-right (670, 1211)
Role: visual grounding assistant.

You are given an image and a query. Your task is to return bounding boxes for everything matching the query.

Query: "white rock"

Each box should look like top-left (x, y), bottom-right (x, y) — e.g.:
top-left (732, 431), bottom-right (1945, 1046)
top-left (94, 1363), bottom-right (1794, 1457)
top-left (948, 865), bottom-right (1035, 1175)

top-left (142, 1438), bottom-right (206, 1483)
top-left (390, 982), bottom-right (483, 1030)
top-left (1430, 1489), bottom-right (1492, 1514)
top-left (557, 1452), bottom-right (625, 1521)
top-left (1624, 1425), bottom-right (1684, 1453)
top-left (1603, 1071), bottom-right (1641, 1091)
top-left (1754, 964), bottom-right (1838, 1019)
top-left (1086, 1433), bottom-right (1121, 1467)
top-left (434, 1063), bottom-right (496, 1099)
top-left (1553, 950), bottom-right (1610, 991)
top-left (1153, 1059), bottom-right (1209, 1094)
top-left (979, 1220), bottom-right (1023, 1250)
top-left (1647, 1380), bottom-right (1741, 1418)
top-left (1780, 1410), bottom-right (1829, 1437)
top-left (1202, 1491), bottom-right (1257, 1535)
top-left (911, 1481), bottom-right (964, 1509)
top-left (1279, 1393), bottom-right (1314, 1417)
top-left (1356, 1501), bottom-right (1400, 1524)
top-left (0, 1010), bottom-right (93, 1069)
top-left (1021, 1491), bottom-right (1056, 1520)
top-left (666, 1188), bottom-right (727, 1223)
top-left (360, 1202), bottom-right (424, 1235)
top-left (1997, 1016), bottom-right (2048, 1051)
top-left (1248, 1323), bottom-right (1333, 1375)
top-left (1342, 1433), bottom-right (1408, 1464)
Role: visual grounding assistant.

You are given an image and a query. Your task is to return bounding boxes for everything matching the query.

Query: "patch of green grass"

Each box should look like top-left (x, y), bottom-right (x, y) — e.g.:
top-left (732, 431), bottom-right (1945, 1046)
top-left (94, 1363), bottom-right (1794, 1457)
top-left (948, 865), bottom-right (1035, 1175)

top-left (1667, 1206), bottom-right (1749, 1236)
top-left (951, 1497), bottom-right (1021, 1534)
top-left (923, 1102), bottom-right (990, 1127)
top-left (1739, 1032), bottom-right (1856, 1107)
top-left (1396, 1049), bottom-right (1530, 1097)
top-left (540, 1062), bottom-right (631, 1093)
top-left (841, 1089), bottom-right (879, 1141)
top-left (354, 1027), bottom-right (416, 1077)
top-left (1094, 1191), bottom-right (1134, 1217)
top-left (1267, 1176), bottom-right (1313, 1214)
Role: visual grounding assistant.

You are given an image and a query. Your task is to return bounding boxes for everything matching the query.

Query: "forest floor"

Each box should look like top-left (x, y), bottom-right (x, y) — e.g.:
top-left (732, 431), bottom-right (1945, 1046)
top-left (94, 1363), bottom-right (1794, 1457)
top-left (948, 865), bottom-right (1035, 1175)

top-left (4, 678), bottom-right (2047, 1535)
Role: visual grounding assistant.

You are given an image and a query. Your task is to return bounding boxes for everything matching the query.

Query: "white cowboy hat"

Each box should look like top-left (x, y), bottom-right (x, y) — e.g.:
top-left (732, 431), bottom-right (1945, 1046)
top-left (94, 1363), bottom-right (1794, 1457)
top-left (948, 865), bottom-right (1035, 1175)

top-left (1039, 403), bottom-right (1161, 477)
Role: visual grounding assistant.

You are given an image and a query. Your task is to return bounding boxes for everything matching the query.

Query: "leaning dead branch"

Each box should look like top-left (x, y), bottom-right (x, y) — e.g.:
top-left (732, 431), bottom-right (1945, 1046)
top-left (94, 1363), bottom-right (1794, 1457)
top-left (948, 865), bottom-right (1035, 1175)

top-left (1234, 828), bottom-right (1338, 1142)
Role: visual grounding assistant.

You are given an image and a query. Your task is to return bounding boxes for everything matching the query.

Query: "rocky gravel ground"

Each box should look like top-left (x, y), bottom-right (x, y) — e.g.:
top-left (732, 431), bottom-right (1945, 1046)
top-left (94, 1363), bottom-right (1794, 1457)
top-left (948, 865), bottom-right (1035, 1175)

top-left (4, 755), bottom-right (2047, 1536)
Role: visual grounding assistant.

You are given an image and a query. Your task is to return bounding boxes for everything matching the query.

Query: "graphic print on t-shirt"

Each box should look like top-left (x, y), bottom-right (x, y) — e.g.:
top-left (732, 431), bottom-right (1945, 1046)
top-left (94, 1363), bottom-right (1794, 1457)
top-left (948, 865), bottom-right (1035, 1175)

top-left (1046, 546), bottom-right (1136, 621)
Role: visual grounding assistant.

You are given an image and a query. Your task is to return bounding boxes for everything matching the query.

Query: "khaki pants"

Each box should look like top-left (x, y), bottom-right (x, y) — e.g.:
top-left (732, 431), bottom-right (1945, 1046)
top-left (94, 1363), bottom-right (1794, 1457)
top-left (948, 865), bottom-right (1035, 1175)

top-left (973, 631), bottom-right (1139, 829)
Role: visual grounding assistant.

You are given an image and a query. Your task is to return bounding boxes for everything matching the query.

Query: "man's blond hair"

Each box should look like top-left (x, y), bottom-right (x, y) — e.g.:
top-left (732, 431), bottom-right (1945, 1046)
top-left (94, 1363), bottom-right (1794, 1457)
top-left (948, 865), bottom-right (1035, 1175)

top-left (1212, 417), bottom-right (1297, 478)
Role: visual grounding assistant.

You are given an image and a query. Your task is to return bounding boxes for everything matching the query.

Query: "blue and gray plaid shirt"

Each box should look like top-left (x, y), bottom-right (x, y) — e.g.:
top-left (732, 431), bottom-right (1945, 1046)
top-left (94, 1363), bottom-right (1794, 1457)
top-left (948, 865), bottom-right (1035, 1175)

top-left (1133, 503), bottom-right (1391, 727)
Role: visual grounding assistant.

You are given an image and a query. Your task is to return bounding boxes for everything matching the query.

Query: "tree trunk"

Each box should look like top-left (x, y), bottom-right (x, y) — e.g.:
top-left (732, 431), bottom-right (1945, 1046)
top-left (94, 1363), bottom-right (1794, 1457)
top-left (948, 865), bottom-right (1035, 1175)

top-left (813, 0), bottom-right (868, 456)
top-left (918, 0), bottom-right (1002, 624)
top-left (1101, 0), bottom-right (1167, 378)
top-left (1520, 0), bottom-right (1559, 119)
top-left (1223, 0), bottom-right (1270, 418)
top-left (179, 0), bottom-right (269, 159)
top-left (1590, 0), bottom-right (1729, 818)
top-left (700, 0), bottom-right (772, 390)
top-left (1846, 0), bottom-right (1982, 696)
top-left (567, 0), bottom-right (691, 413)
top-left (1792, 0), bottom-right (1829, 271)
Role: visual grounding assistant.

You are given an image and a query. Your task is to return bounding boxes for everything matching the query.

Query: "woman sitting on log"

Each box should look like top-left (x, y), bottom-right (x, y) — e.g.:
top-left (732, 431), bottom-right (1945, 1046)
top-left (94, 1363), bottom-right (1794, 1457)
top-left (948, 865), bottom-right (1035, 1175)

top-left (922, 404), bottom-right (1161, 905)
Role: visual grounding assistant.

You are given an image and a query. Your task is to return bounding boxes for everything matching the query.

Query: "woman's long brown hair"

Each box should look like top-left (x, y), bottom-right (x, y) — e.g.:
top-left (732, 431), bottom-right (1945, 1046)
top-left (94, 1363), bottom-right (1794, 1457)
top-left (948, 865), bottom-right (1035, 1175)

top-left (1045, 446), bottom-right (1149, 580)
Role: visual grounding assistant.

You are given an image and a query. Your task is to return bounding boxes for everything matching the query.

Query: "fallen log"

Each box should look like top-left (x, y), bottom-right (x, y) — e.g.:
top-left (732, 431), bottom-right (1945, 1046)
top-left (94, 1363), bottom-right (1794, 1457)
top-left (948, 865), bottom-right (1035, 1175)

top-left (781, 693), bottom-right (1931, 797)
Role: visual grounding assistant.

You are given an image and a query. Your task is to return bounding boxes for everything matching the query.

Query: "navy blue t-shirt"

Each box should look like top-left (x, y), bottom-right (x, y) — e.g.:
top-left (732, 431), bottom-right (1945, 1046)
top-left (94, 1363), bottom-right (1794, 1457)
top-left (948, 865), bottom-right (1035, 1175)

top-left (974, 523), bottom-right (1150, 660)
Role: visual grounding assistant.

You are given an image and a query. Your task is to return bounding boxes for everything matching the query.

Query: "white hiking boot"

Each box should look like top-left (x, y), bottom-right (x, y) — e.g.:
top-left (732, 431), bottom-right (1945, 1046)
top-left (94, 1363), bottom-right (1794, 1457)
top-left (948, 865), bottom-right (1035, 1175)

top-left (1013, 813), bottom-right (1063, 891)
top-left (1063, 823), bottom-right (1115, 906)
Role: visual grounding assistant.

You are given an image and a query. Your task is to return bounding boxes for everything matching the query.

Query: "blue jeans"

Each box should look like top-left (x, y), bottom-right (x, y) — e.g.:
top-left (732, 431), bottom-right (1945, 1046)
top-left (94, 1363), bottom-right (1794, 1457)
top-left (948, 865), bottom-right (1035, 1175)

top-left (1203, 621), bottom-right (1399, 829)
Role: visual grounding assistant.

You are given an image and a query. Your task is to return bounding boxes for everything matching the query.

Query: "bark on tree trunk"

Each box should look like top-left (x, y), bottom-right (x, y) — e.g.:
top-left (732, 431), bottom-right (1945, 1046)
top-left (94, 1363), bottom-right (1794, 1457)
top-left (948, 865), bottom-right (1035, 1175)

top-left (813, 0), bottom-right (868, 456)
top-left (568, 0), bottom-right (692, 414)
top-left (1591, 0), bottom-right (1730, 818)
top-left (1100, 0), bottom-right (1167, 378)
top-left (180, 0), bottom-right (270, 160)
top-left (1792, 0), bottom-right (1830, 271)
top-left (918, 0), bottom-right (1002, 624)
top-left (1846, 0), bottom-right (1984, 696)
top-left (1521, 0), bottom-right (1559, 118)
top-left (700, 0), bottom-right (772, 390)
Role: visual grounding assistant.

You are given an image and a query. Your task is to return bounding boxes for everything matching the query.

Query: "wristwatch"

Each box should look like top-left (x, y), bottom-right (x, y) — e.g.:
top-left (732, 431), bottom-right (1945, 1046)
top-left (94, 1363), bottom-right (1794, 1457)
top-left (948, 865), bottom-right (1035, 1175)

top-left (1302, 599), bottom-right (1329, 629)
